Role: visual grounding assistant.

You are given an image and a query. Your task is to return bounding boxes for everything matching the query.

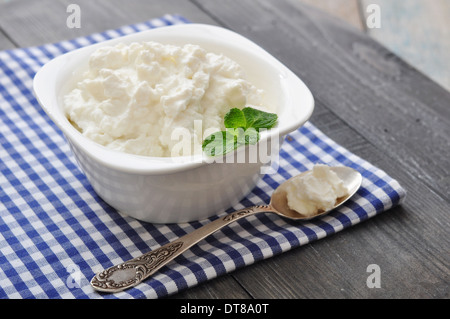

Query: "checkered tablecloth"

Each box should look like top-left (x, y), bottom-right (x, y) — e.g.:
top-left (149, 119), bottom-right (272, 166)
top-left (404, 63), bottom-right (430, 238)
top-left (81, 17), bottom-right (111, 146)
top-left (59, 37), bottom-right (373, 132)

top-left (0, 15), bottom-right (406, 299)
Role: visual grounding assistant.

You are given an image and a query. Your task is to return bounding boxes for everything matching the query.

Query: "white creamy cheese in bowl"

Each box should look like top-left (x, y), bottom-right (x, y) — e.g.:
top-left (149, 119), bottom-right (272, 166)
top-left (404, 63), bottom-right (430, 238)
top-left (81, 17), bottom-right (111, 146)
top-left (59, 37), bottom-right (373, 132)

top-left (64, 41), bottom-right (274, 158)
top-left (33, 24), bottom-right (314, 223)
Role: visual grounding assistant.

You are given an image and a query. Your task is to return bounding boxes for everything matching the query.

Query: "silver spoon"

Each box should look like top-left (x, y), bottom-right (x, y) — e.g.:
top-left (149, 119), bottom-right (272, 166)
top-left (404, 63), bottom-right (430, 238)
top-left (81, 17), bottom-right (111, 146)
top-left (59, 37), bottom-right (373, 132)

top-left (90, 166), bottom-right (362, 293)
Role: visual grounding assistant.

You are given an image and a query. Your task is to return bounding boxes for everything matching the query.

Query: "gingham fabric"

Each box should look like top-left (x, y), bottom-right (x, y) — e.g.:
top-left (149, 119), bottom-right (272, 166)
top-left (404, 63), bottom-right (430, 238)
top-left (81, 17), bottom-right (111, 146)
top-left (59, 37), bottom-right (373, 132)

top-left (0, 15), bottom-right (406, 299)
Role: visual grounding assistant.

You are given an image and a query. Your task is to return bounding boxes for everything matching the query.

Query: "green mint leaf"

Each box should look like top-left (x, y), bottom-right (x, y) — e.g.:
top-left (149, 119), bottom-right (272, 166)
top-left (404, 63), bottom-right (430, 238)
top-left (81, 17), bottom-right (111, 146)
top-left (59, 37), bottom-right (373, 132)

top-left (202, 130), bottom-right (237, 156)
top-left (202, 106), bottom-right (277, 157)
top-left (242, 107), bottom-right (278, 131)
top-left (224, 108), bottom-right (246, 129)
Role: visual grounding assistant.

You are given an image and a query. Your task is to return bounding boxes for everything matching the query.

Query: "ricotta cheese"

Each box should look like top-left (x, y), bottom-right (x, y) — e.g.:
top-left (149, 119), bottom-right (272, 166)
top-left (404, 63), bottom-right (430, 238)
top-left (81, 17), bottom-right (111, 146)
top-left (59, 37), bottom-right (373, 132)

top-left (285, 164), bottom-right (349, 217)
top-left (63, 41), bottom-right (273, 157)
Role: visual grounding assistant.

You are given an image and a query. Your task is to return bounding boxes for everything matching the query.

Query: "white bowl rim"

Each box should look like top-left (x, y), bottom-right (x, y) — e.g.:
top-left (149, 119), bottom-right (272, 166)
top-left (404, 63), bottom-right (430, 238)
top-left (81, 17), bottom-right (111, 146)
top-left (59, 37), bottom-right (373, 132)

top-left (33, 23), bottom-right (314, 175)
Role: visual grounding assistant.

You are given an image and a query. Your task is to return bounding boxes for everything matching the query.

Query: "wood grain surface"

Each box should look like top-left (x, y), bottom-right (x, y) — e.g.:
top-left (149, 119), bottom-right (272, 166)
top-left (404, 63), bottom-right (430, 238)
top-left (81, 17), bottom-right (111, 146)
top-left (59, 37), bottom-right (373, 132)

top-left (0, 0), bottom-right (448, 299)
top-left (299, 0), bottom-right (450, 91)
top-left (298, 0), bottom-right (364, 30)
top-left (361, 0), bottom-right (450, 91)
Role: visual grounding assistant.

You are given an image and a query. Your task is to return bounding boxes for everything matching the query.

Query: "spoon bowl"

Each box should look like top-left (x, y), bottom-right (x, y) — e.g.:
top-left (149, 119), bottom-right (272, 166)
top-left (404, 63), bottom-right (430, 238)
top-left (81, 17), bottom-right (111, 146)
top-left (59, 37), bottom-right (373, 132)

top-left (270, 166), bottom-right (362, 220)
top-left (91, 166), bottom-right (362, 293)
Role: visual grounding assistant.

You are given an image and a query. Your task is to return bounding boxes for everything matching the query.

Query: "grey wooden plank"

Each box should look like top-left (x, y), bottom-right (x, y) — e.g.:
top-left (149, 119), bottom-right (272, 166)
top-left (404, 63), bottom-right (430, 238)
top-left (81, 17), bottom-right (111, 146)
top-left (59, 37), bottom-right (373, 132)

top-left (0, 33), bottom-right (15, 50)
top-left (0, 0), bottom-right (69, 46)
top-left (0, 0), bottom-right (218, 47)
top-left (169, 274), bottom-right (252, 299)
top-left (297, 0), bottom-right (364, 30)
top-left (192, 0), bottom-right (450, 298)
top-left (0, 26), bottom-right (16, 50)
top-left (361, 0), bottom-right (450, 92)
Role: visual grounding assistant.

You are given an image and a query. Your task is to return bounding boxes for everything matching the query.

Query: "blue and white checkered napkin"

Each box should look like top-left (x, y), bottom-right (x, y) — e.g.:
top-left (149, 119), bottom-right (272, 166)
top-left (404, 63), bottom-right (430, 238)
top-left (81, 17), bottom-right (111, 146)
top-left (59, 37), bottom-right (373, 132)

top-left (0, 15), bottom-right (406, 299)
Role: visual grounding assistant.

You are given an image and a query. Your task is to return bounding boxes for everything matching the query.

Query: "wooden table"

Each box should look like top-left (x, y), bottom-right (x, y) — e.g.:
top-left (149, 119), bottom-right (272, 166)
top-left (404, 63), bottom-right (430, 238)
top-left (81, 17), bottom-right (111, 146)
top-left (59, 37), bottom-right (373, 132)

top-left (0, 0), bottom-right (448, 299)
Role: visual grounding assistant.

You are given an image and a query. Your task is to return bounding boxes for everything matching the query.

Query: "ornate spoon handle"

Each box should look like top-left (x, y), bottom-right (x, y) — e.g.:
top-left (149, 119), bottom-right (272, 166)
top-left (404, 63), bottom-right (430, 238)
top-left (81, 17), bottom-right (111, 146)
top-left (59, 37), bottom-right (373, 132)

top-left (90, 205), bottom-right (271, 293)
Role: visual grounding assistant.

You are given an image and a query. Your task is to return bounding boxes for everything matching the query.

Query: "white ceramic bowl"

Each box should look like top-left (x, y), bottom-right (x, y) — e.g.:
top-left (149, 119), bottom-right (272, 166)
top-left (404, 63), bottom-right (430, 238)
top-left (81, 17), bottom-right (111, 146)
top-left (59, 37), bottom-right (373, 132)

top-left (33, 24), bottom-right (314, 223)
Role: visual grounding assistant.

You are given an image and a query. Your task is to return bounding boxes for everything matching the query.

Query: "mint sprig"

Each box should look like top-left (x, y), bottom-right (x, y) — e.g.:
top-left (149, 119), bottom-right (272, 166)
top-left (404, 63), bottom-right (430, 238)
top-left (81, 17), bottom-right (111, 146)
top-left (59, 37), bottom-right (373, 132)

top-left (202, 107), bottom-right (278, 156)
